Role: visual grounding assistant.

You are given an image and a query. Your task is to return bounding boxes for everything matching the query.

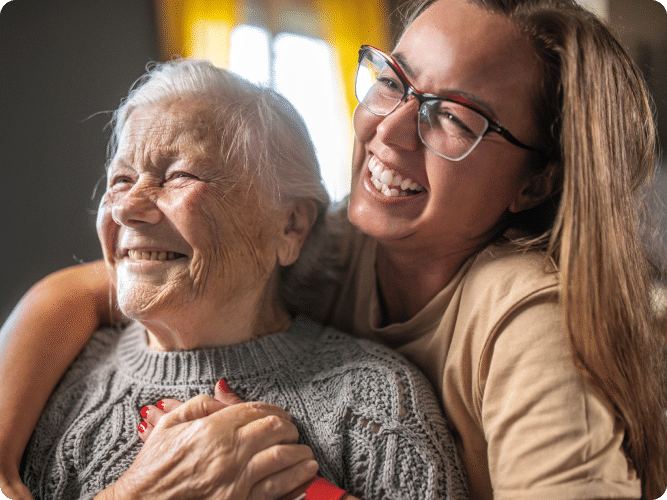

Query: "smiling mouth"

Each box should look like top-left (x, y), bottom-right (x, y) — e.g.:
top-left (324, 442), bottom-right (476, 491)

top-left (368, 156), bottom-right (425, 198)
top-left (126, 250), bottom-right (186, 261)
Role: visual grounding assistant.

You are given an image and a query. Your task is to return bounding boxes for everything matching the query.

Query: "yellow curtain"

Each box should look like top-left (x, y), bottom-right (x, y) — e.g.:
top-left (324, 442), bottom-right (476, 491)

top-left (155, 0), bottom-right (239, 66)
top-left (314, 0), bottom-right (390, 130)
top-left (155, 0), bottom-right (390, 122)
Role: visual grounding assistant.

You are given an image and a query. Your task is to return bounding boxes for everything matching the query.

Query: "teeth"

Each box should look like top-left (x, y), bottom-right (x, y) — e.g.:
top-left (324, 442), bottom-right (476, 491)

top-left (379, 169), bottom-right (393, 185)
top-left (127, 250), bottom-right (181, 261)
top-left (367, 156), bottom-right (424, 197)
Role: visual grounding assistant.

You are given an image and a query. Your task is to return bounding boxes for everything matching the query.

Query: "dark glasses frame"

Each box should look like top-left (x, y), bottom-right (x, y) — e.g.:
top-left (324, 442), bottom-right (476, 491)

top-left (357, 45), bottom-right (547, 157)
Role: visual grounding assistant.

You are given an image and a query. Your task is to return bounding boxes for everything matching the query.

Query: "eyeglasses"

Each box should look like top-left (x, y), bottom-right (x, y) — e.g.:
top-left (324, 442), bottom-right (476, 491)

top-left (355, 45), bottom-right (545, 161)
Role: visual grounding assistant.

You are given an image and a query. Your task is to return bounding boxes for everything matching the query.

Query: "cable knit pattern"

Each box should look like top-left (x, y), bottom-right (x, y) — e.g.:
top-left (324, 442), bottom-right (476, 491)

top-left (21, 316), bottom-right (468, 500)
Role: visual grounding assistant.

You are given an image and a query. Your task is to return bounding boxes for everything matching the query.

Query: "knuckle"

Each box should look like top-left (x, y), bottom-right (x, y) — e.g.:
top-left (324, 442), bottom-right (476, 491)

top-left (261, 478), bottom-right (281, 499)
top-left (245, 401), bottom-right (268, 412)
top-left (264, 414), bottom-right (283, 429)
top-left (267, 444), bottom-right (287, 463)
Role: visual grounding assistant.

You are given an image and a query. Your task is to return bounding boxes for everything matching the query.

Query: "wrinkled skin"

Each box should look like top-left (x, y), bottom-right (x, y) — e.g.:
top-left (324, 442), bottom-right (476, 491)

top-left (99, 394), bottom-right (318, 500)
top-left (97, 99), bottom-right (294, 350)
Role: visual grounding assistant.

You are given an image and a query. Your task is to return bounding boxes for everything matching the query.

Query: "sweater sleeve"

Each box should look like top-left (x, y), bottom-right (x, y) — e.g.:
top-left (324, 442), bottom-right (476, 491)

top-left (333, 339), bottom-right (469, 500)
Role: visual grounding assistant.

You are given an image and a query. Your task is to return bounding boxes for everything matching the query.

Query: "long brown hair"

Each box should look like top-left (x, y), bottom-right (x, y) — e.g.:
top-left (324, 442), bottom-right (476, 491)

top-left (403, 1), bottom-right (667, 497)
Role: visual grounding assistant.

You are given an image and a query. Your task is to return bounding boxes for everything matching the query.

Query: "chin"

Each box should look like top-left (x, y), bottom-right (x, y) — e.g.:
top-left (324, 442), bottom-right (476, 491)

top-left (115, 282), bottom-right (174, 321)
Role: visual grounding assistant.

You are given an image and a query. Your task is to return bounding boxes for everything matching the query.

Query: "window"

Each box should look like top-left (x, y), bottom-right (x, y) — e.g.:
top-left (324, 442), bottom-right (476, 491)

top-left (197, 23), bottom-right (353, 201)
top-left (156, 0), bottom-right (392, 200)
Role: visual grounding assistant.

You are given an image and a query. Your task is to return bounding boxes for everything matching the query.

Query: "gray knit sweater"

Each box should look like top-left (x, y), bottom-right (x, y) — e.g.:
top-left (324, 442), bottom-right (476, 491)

top-left (21, 316), bottom-right (467, 500)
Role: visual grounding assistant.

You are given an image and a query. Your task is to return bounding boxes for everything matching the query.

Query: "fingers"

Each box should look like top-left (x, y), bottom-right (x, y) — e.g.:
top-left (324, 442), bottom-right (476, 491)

top-left (136, 387), bottom-right (295, 456)
top-left (247, 446), bottom-right (319, 500)
top-left (136, 395), bottom-right (215, 442)
top-left (237, 409), bottom-right (298, 446)
top-left (137, 404), bottom-right (166, 442)
top-left (156, 398), bottom-right (183, 413)
top-left (134, 378), bottom-right (247, 443)
top-left (137, 419), bottom-right (153, 442)
top-left (215, 378), bottom-right (246, 407)
top-left (159, 394), bottom-right (229, 427)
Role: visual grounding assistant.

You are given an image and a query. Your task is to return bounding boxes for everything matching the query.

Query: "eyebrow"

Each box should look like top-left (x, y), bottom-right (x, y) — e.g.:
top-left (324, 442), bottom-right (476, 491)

top-left (391, 51), bottom-right (499, 120)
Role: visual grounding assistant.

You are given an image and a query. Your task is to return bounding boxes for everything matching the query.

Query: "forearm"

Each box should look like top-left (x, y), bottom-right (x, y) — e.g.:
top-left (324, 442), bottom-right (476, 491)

top-left (0, 261), bottom-right (112, 474)
top-left (0, 465), bottom-right (34, 500)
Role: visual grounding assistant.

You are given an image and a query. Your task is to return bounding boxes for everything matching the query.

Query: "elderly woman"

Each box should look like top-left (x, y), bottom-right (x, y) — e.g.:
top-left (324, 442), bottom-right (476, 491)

top-left (2, 0), bottom-right (667, 498)
top-left (8, 60), bottom-right (466, 500)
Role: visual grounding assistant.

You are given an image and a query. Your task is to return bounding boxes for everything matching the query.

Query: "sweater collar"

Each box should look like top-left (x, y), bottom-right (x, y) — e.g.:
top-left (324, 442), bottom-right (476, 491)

top-left (114, 316), bottom-right (324, 386)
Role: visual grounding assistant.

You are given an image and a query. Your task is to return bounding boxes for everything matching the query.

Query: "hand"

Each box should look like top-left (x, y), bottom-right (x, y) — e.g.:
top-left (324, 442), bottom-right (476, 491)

top-left (138, 379), bottom-right (240, 442)
top-left (110, 383), bottom-right (318, 500)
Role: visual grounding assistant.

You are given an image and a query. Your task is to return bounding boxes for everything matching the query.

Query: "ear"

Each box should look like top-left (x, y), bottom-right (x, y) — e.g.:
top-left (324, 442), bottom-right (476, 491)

top-left (276, 198), bottom-right (319, 267)
top-left (509, 161), bottom-right (560, 213)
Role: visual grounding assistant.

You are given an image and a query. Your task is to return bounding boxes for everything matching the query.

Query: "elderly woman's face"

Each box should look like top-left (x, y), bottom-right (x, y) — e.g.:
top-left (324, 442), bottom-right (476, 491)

top-left (349, 0), bottom-right (543, 254)
top-left (97, 100), bottom-right (284, 321)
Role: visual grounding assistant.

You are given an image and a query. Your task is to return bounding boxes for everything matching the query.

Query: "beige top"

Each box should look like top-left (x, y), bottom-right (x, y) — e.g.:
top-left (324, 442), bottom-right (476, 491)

top-left (315, 216), bottom-right (640, 500)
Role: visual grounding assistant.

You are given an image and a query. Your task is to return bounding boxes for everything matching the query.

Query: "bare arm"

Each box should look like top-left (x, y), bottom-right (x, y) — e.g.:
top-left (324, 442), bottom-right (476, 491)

top-left (0, 260), bottom-right (112, 497)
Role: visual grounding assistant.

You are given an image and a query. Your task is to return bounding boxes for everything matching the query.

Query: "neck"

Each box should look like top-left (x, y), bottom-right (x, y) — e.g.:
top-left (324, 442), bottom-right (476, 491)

top-left (141, 280), bottom-right (292, 351)
top-left (375, 241), bottom-right (481, 325)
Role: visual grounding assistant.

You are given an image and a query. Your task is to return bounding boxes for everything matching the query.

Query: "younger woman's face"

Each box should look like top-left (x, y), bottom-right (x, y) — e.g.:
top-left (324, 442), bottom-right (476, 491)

top-left (349, 0), bottom-right (543, 257)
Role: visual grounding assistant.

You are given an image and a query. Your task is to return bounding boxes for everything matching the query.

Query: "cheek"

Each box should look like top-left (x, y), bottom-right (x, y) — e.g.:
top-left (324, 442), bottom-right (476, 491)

top-left (96, 192), bottom-right (117, 257)
top-left (177, 186), bottom-right (276, 284)
top-left (95, 192), bottom-right (120, 286)
top-left (352, 105), bottom-right (378, 146)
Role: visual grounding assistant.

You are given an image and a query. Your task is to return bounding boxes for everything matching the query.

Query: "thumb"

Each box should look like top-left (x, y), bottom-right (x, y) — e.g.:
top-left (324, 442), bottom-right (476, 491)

top-left (214, 379), bottom-right (246, 407)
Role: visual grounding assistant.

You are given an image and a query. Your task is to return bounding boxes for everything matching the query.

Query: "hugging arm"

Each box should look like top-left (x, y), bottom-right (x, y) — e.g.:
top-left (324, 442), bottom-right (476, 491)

top-left (0, 261), bottom-right (111, 499)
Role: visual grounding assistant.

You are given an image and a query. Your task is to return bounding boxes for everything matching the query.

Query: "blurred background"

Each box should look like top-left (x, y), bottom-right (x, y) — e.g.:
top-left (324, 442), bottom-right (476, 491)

top-left (1, 0), bottom-right (666, 327)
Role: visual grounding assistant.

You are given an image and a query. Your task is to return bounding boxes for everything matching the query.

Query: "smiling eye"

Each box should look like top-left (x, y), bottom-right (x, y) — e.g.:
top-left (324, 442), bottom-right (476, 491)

top-left (109, 175), bottom-right (133, 187)
top-left (166, 171), bottom-right (199, 184)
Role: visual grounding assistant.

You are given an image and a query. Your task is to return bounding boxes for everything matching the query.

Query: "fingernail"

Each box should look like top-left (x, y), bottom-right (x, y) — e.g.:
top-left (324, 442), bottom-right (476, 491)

top-left (138, 421), bottom-right (147, 433)
top-left (140, 406), bottom-right (149, 419)
top-left (156, 400), bottom-right (165, 410)
top-left (218, 379), bottom-right (233, 393)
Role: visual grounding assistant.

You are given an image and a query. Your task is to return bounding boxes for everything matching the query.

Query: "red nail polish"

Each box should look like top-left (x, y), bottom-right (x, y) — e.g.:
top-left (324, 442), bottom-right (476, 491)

top-left (138, 421), bottom-right (147, 433)
top-left (156, 400), bottom-right (165, 410)
top-left (140, 406), bottom-right (149, 419)
top-left (218, 379), bottom-right (233, 393)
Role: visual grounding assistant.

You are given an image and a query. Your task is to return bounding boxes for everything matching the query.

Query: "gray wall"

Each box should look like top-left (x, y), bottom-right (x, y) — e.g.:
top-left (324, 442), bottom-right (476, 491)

top-left (0, 0), bottom-right (158, 325)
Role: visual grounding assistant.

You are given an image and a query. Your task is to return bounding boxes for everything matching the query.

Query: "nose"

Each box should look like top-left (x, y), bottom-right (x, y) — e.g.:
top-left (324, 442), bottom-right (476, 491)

top-left (111, 182), bottom-right (161, 227)
top-left (375, 97), bottom-right (421, 151)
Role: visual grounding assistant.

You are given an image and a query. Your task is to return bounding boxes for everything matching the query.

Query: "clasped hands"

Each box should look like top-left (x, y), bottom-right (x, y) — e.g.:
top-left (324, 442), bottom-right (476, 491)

top-left (100, 380), bottom-right (319, 500)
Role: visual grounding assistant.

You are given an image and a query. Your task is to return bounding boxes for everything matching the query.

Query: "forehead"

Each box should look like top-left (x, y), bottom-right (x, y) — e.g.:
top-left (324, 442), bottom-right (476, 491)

top-left (116, 100), bottom-right (219, 158)
top-left (396, 0), bottom-right (539, 125)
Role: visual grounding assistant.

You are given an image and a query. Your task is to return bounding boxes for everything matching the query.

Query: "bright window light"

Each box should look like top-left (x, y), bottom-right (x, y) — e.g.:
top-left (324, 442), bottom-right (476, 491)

top-left (273, 34), bottom-right (351, 201)
top-left (228, 27), bottom-right (352, 201)
top-left (190, 19), bottom-right (231, 69)
top-left (576, 0), bottom-right (608, 18)
top-left (229, 25), bottom-right (271, 86)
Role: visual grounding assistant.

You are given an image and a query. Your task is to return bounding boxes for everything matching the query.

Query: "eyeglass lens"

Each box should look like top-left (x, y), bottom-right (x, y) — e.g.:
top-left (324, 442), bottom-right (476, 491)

top-left (355, 48), bottom-right (490, 161)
